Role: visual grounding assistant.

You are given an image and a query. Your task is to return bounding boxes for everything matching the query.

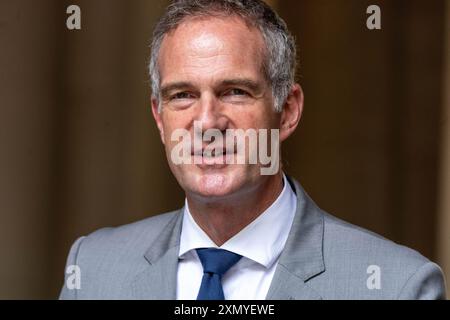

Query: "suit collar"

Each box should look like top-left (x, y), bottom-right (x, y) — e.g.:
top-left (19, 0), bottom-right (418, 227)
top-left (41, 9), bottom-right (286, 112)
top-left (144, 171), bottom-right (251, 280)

top-left (143, 211), bottom-right (183, 265)
top-left (132, 211), bottom-right (183, 299)
top-left (279, 177), bottom-right (325, 281)
top-left (266, 177), bottom-right (325, 299)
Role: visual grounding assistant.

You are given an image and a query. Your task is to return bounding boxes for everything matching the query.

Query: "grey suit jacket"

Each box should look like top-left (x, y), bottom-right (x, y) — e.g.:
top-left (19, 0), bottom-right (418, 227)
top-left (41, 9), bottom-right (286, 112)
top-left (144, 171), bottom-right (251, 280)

top-left (59, 178), bottom-right (447, 299)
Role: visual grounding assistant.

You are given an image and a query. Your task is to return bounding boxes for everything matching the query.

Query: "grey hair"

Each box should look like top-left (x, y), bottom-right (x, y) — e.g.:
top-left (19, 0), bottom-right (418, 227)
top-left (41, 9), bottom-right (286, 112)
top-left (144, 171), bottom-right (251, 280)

top-left (149, 0), bottom-right (297, 112)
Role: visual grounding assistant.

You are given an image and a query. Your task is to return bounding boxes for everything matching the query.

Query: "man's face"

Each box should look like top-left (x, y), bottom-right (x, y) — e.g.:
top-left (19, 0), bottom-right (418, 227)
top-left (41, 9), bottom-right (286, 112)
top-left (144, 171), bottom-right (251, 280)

top-left (152, 16), bottom-right (283, 200)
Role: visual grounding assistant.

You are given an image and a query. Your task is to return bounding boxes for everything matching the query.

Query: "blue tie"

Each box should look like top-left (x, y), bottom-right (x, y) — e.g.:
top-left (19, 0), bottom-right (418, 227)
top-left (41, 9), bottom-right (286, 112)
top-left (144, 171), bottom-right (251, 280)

top-left (196, 248), bottom-right (242, 300)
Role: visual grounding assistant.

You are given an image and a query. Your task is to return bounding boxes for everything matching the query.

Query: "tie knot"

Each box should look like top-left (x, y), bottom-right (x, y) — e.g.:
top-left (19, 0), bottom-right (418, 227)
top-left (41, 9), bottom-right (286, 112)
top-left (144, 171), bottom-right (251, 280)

top-left (196, 248), bottom-right (242, 276)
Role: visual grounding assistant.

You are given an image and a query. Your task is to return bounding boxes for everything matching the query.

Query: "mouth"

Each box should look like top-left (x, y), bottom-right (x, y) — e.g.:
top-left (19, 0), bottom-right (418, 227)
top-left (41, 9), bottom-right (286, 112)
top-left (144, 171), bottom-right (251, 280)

top-left (192, 148), bottom-right (229, 157)
top-left (191, 147), bottom-right (236, 167)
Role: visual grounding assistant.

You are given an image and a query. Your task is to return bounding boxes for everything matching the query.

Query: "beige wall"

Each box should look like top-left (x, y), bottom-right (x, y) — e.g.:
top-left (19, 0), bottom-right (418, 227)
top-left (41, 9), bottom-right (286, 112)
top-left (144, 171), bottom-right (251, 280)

top-left (0, 0), bottom-right (60, 299)
top-left (279, 0), bottom-right (446, 260)
top-left (264, 0), bottom-right (278, 9)
top-left (438, 0), bottom-right (450, 299)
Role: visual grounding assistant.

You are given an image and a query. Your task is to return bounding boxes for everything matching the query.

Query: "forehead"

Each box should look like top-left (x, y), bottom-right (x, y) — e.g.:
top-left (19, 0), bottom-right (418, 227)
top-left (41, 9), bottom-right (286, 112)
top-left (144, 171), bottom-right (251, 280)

top-left (158, 16), bottom-right (266, 85)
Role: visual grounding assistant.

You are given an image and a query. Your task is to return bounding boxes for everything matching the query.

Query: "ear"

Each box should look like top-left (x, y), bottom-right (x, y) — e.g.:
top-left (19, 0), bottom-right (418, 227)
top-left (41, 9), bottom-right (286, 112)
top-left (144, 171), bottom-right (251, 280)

top-left (151, 97), bottom-right (165, 144)
top-left (279, 84), bottom-right (304, 142)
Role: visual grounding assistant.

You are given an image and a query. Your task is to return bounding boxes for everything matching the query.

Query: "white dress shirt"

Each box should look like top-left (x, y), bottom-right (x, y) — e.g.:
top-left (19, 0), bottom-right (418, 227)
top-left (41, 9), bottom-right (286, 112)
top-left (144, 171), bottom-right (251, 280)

top-left (176, 174), bottom-right (297, 300)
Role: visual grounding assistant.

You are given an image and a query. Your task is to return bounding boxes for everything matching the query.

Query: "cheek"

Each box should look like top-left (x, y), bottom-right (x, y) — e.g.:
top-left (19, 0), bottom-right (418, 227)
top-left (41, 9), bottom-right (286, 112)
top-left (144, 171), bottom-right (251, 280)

top-left (160, 114), bottom-right (191, 151)
top-left (227, 107), bottom-right (262, 127)
top-left (233, 112), bottom-right (277, 130)
top-left (162, 113), bottom-right (183, 135)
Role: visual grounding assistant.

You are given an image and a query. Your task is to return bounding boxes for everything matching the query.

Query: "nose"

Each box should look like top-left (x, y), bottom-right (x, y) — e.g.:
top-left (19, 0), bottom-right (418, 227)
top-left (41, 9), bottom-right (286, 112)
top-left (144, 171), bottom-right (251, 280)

top-left (194, 93), bottom-right (229, 133)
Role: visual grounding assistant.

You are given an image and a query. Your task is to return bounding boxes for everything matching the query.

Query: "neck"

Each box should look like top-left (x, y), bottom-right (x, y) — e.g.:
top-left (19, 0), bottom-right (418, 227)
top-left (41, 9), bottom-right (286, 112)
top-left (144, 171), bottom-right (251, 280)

top-left (186, 172), bottom-right (284, 246)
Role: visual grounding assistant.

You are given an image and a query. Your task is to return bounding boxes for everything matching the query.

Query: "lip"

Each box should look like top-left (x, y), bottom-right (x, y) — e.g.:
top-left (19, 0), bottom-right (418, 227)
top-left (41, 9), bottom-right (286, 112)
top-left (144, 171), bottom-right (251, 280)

top-left (192, 152), bottom-right (236, 169)
top-left (191, 146), bottom-right (234, 156)
top-left (191, 146), bottom-right (235, 157)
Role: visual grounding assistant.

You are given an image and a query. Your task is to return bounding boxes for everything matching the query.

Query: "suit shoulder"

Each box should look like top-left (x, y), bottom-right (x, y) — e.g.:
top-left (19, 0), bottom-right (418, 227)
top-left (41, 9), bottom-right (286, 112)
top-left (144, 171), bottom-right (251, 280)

top-left (60, 210), bottom-right (182, 299)
top-left (78, 209), bottom-right (181, 256)
top-left (322, 211), bottom-right (431, 267)
top-left (308, 211), bottom-right (445, 299)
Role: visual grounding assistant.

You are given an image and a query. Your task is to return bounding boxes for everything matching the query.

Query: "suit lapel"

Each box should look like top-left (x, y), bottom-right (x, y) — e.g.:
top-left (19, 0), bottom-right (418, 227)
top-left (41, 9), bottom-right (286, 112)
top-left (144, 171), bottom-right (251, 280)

top-left (266, 178), bottom-right (325, 300)
top-left (265, 265), bottom-right (323, 300)
top-left (132, 210), bottom-right (183, 299)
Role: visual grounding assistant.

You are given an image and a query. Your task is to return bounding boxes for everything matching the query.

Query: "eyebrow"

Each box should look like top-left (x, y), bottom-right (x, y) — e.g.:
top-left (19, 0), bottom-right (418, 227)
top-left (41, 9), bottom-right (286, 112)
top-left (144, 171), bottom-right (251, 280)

top-left (160, 82), bottom-right (194, 99)
top-left (160, 78), bottom-right (264, 98)
top-left (219, 79), bottom-right (264, 94)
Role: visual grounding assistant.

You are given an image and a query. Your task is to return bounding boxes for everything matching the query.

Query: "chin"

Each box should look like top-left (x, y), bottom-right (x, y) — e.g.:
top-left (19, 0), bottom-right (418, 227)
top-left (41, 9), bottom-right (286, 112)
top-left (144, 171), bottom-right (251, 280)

top-left (182, 166), bottom-right (246, 199)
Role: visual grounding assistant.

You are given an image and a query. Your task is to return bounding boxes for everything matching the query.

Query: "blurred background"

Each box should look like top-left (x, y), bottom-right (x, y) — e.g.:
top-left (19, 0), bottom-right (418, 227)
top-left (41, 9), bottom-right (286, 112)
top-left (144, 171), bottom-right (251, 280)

top-left (0, 0), bottom-right (449, 299)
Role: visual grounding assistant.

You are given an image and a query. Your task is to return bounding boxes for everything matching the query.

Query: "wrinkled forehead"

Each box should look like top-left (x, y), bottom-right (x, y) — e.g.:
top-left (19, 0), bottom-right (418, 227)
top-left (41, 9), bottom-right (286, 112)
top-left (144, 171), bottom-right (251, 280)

top-left (158, 16), bottom-right (267, 83)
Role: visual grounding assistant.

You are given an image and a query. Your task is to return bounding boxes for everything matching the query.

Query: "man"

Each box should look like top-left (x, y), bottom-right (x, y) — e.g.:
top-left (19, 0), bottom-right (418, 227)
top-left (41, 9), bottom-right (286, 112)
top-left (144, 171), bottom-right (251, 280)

top-left (60, 0), bottom-right (446, 300)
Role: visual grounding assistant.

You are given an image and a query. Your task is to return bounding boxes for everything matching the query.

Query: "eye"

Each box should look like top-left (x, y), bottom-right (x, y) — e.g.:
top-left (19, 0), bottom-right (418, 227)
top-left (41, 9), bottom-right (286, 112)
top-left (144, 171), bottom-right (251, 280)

top-left (171, 92), bottom-right (195, 100)
top-left (226, 88), bottom-right (248, 96)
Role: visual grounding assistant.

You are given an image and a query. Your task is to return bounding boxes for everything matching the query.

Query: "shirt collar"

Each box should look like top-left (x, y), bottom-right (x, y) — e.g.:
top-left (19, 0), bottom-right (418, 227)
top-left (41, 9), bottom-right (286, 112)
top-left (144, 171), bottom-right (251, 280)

top-left (179, 174), bottom-right (297, 269)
